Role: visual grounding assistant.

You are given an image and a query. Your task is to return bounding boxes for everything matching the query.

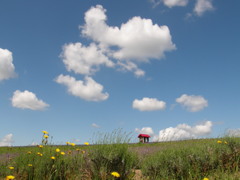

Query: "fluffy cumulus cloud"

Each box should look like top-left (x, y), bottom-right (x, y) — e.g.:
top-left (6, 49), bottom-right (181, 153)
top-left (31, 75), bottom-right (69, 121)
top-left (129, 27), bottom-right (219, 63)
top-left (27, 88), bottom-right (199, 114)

top-left (225, 129), bottom-right (240, 137)
top-left (82, 5), bottom-right (176, 60)
top-left (61, 42), bottom-right (114, 75)
top-left (11, 90), bottom-right (49, 110)
top-left (156, 121), bottom-right (212, 141)
top-left (0, 48), bottom-right (17, 81)
top-left (55, 74), bottom-right (109, 101)
top-left (194, 0), bottom-right (214, 16)
top-left (135, 127), bottom-right (155, 136)
top-left (162, 0), bottom-right (189, 8)
top-left (132, 97), bottom-right (166, 111)
top-left (0, 134), bottom-right (14, 146)
top-left (78, 5), bottom-right (175, 75)
top-left (176, 94), bottom-right (208, 112)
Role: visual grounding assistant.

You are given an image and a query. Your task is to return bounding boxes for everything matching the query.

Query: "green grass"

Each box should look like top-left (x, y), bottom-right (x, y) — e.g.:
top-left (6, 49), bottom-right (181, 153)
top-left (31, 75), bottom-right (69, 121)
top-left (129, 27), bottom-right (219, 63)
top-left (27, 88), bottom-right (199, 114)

top-left (0, 132), bottom-right (240, 180)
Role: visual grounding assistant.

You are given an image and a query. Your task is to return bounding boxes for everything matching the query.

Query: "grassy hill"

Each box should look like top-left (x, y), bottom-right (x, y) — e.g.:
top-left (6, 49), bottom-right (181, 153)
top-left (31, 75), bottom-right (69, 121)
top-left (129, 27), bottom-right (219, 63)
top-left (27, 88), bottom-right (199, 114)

top-left (1, 132), bottom-right (240, 180)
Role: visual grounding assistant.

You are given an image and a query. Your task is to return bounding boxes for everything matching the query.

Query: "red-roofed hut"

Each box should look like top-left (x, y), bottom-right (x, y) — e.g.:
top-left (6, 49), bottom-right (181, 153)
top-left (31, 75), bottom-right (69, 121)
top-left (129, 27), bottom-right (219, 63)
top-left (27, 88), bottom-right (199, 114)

top-left (138, 134), bottom-right (150, 143)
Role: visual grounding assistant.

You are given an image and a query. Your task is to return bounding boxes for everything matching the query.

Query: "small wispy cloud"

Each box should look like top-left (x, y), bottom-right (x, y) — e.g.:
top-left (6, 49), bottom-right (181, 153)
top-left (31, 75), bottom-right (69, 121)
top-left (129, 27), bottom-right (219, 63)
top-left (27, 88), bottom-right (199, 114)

top-left (92, 123), bottom-right (100, 128)
top-left (194, 0), bottom-right (214, 16)
top-left (149, 0), bottom-right (214, 17)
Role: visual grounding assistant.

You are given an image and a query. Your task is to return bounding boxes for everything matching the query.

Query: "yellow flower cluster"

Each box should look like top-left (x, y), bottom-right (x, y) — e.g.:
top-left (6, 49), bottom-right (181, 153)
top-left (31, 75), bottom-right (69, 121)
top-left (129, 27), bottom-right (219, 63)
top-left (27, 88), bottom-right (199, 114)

top-left (217, 140), bottom-right (228, 144)
top-left (56, 148), bottom-right (60, 152)
top-left (37, 152), bottom-right (43, 156)
top-left (66, 142), bottom-right (76, 146)
top-left (42, 130), bottom-right (48, 134)
top-left (6, 175), bottom-right (15, 180)
top-left (55, 148), bottom-right (65, 155)
top-left (51, 156), bottom-right (56, 160)
top-left (111, 171), bottom-right (120, 178)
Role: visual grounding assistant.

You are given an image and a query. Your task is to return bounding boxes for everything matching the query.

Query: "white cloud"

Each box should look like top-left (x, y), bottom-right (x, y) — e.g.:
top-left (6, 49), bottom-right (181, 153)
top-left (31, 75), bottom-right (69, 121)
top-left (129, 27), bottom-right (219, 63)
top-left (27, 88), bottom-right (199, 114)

top-left (156, 121), bottom-right (212, 141)
top-left (11, 90), bottom-right (49, 110)
top-left (163, 0), bottom-right (189, 8)
top-left (132, 97), bottom-right (166, 111)
top-left (0, 48), bottom-right (17, 81)
top-left (92, 123), bottom-right (100, 128)
top-left (117, 61), bottom-right (145, 78)
top-left (194, 0), bottom-right (214, 16)
top-left (55, 74), bottom-right (109, 101)
top-left (135, 127), bottom-right (155, 136)
top-left (150, 0), bottom-right (188, 8)
top-left (225, 129), bottom-right (240, 137)
top-left (61, 42), bottom-right (114, 75)
top-left (0, 134), bottom-right (14, 146)
top-left (176, 94), bottom-right (208, 112)
top-left (80, 5), bottom-right (176, 75)
top-left (31, 141), bottom-right (38, 146)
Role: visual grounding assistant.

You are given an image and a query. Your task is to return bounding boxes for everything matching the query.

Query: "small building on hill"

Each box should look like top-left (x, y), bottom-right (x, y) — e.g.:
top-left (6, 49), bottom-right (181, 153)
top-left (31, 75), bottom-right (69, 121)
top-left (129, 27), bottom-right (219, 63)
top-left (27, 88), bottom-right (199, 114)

top-left (138, 134), bottom-right (150, 143)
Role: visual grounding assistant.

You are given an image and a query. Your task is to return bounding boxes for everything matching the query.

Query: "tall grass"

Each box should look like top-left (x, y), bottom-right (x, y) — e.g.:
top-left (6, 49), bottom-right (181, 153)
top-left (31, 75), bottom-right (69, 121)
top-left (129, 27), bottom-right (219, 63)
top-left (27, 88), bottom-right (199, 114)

top-left (88, 129), bottom-right (138, 180)
top-left (141, 137), bottom-right (240, 179)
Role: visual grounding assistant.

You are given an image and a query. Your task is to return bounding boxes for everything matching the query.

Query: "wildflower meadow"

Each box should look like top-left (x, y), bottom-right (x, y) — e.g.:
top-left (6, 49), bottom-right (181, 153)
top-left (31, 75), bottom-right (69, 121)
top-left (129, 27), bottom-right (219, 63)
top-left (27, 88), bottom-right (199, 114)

top-left (0, 130), bottom-right (240, 179)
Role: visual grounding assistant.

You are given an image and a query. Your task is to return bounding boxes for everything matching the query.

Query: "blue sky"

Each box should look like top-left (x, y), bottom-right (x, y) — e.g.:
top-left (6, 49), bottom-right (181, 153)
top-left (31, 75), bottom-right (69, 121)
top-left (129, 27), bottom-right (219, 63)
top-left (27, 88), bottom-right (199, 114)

top-left (0, 0), bottom-right (240, 146)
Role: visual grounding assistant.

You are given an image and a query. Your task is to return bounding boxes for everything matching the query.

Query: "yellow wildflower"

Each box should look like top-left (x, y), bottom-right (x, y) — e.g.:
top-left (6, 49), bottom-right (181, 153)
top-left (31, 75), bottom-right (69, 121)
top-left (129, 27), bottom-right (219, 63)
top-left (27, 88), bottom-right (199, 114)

top-left (66, 142), bottom-right (70, 145)
top-left (6, 175), bottom-right (15, 180)
top-left (217, 140), bottom-right (222, 144)
top-left (37, 152), bottom-right (43, 156)
top-left (42, 130), bottom-right (48, 134)
top-left (28, 164), bottom-right (33, 167)
top-left (84, 142), bottom-right (89, 145)
top-left (38, 145), bottom-right (43, 148)
top-left (71, 143), bottom-right (75, 146)
top-left (43, 135), bottom-right (49, 139)
top-left (76, 148), bottom-right (80, 151)
top-left (8, 167), bottom-right (14, 170)
top-left (51, 156), bottom-right (56, 160)
top-left (203, 178), bottom-right (209, 180)
top-left (224, 141), bottom-right (228, 144)
top-left (111, 172), bottom-right (120, 178)
top-left (60, 152), bottom-right (65, 155)
top-left (27, 151), bottom-right (32, 154)
top-left (56, 148), bottom-right (60, 152)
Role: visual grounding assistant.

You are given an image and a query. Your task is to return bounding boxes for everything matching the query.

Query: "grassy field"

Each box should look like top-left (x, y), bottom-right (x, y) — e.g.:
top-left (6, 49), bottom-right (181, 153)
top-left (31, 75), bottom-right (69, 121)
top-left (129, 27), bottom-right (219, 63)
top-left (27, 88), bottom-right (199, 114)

top-left (1, 131), bottom-right (240, 180)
